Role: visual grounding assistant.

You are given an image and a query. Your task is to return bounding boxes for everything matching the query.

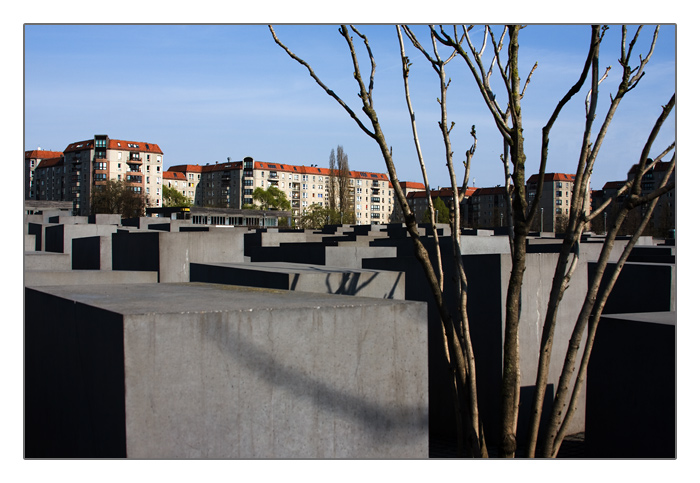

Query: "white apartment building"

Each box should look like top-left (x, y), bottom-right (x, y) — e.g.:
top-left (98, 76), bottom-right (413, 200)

top-left (165, 157), bottom-right (394, 225)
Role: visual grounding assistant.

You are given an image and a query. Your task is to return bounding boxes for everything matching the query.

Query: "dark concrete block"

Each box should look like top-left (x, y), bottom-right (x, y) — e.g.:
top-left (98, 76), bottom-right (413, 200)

top-left (585, 312), bottom-right (675, 458)
top-left (590, 262), bottom-right (676, 314)
top-left (25, 287), bottom-right (127, 458)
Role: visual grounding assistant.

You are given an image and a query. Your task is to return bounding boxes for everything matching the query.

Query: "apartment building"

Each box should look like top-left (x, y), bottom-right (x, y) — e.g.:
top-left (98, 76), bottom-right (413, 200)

top-left (526, 173), bottom-right (584, 232)
top-left (165, 164), bottom-right (203, 205)
top-left (469, 186), bottom-right (511, 229)
top-left (55, 135), bottom-right (164, 215)
top-left (33, 155), bottom-right (67, 202)
top-left (163, 171), bottom-right (189, 199)
top-left (25, 148), bottom-right (64, 199)
top-left (166, 157), bottom-right (394, 225)
top-left (403, 186), bottom-right (477, 227)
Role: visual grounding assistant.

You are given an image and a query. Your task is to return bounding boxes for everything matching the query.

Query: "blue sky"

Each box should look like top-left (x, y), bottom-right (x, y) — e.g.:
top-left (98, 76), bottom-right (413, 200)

top-left (24, 23), bottom-right (675, 191)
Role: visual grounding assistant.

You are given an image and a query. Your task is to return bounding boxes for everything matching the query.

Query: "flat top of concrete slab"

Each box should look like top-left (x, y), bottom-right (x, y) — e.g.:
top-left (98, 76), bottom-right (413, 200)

top-left (26, 282), bottom-right (424, 316)
top-left (194, 261), bottom-right (398, 274)
top-left (601, 311), bottom-right (676, 326)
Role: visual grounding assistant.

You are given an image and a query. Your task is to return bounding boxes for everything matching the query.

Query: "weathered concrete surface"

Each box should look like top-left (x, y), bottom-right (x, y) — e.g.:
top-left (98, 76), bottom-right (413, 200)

top-left (25, 283), bottom-right (428, 458)
top-left (44, 224), bottom-right (118, 256)
top-left (190, 261), bottom-right (405, 299)
top-left (24, 270), bottom-right (158, 286)
top-left (88, 213), bottom-right (122, 225)
top-left (24, 252), bottom-right (71, 271)
top-left (25, 234), bottom-right (36, 252)
top-left (459, 234), bottom-right (511, 254)
top-left (585, 311), bottom-right (675, 458)
top-left (112, 230), bottom-right (245, 282)
top-left (324, 246), bottom-right (398, 269)
top-left (364, 249), bottom-right (591, 443)
top-left (72, 236), bottom-right (112, 270)
top-left (48, 215), bottom-right (88, 225)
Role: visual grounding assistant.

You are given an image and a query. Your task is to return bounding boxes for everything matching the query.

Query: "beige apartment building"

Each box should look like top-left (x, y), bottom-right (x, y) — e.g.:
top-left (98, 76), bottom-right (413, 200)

top-left (36, 135), bottom-right (166, 215)
top-left (166, 157), bottom-right (394, 225)
top-left (526, 173), bottom-right (585, 232)
top-left (166, 164), bottom-right (204, 206)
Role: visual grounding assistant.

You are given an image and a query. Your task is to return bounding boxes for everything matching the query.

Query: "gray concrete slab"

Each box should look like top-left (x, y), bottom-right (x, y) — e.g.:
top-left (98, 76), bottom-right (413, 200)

top-left (112, 230), bottom-right (245, 282)
top-left (24, 251), bottom-right (71, 271)
top-left (25, 234), bottom-right (36, 252)
top-left (24, 270), bottom-right (158, 286)
top-left (44, 223), bottom-right (118, 255)
top-left (324, 245), bottom-right (398, 269)
top-left (72, 235), bottom-right (112, 270)
top-left (190, 261), bottom-right (405, 299)
top-left (25, 283), bottom-right (428, 458)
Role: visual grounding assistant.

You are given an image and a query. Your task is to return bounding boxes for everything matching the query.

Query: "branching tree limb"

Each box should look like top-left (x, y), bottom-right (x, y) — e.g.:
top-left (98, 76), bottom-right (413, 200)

top-left (270, 24), bottom-right (480, 457)
top-left (541, 92), bottom-right (675, 458)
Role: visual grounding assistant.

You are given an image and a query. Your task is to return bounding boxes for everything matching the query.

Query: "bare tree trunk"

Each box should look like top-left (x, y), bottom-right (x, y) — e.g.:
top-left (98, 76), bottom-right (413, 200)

top-left (271, 24), bottom-right (480, 456)
top-left (541, 94), bottom-right (674, 457)
top-left (328, 148), bottom-right (337, 214)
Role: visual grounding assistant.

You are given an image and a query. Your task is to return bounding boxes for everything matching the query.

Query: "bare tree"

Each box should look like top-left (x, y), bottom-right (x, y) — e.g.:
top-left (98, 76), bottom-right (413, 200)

top-left (271, 24), bottom-right (482, 456)
top-left (328, 148), bottom-right (337, 213)
top-left (270, 24), bottom-right (675, 459)
top-left (328, 145), bottom-right (354, 223)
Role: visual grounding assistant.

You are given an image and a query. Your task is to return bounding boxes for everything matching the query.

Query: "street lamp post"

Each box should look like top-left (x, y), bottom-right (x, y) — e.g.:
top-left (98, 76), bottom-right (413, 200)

top-left (540, 207), bottom-right (544, 232)
top-left (604, 211), bottom-right (607, 236)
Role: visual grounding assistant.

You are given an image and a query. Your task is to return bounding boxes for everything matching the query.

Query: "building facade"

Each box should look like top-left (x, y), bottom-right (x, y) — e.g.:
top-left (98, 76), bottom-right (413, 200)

top-left (25, 149), bottom-right (64, 200)
top-left (404, 186), bottom-right (476, 227)
top-left (33, 135), bottom-right (165, 216)
top-left (167, 164), bottom-right (204, 206)
top-left (469, 186), bottom-right (511, 229)
top-left (166, 157), bottom-right (394, 225)
top-left (33, 155), bottom-right (67, 202)
top-left (526, 173), bottom-right (584, 232)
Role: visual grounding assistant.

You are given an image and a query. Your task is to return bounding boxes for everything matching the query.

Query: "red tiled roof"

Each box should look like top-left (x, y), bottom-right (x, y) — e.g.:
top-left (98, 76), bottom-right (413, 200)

top-left (527, 173), bottom-right (576, 184)
top-left (472, 186), bottom-right (509, 196)
top-left (25, 149), bottom-right (63, 159)
top-left (602, 180), bottom-right (626, 190)
top-left (407, 186), bottom-right (477, 199)
top-left (163, 171), bottom-right (186, 180)
top-left (34, 156), bottom-right (64, 169)
top-left (253, 161), bottom-right (389, 181)
top-left (166, 159), bottom-right (390, 181)
top-left (64, 138), bottom-right (163, 154)
top-left (169, 164), bottom-right (204, 173)
top-left (399, 181), bottom-right (426, 191)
